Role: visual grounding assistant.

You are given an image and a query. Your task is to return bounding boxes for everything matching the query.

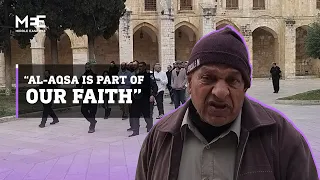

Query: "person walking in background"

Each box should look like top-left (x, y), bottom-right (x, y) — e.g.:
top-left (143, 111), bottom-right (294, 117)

top-left (78, 62), bottom-right (99, 133)
top-left (171, 60), bottom-right (187, 109)
top-left (153, 63), bottom-right (168, 119)
top-left (270, 62), bottom-right (281, 93)
top-left (118, 62), bottom-right (132, 120)
top-left (101, 70), bottom-right (111, 119)
top-left (129, 62), bottom-right (158, 137)
top-left (38, 70), bottom-right (59, 128)
top-left (166, 65), bottom-right (174, 104)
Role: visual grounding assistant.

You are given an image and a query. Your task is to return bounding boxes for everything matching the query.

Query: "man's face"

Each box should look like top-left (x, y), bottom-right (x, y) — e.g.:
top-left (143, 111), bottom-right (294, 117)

top-left (85, 64), bottom-right (91, 72)
top-left (110, 62), bottom-right (115, 67)
top-left (133, 62), bottom-right (138, 70)
top-left (167, 65), bottom-right (172, 71)
top-left (121, 63), bottom-right (126, 70)
top-left (188, 64), bottom-right (247, 127)
top-left (154, 64), bottom-right (161, 72)
top-left (139, 63), bottom-right (146, 72)
top-left (273, 63), bottom-right (276, 67)
top-left (44, 71), bottom-right (50, 78)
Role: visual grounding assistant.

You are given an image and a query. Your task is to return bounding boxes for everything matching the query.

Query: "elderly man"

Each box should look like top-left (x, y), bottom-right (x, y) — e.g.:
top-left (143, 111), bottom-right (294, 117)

top-left (135, 27), bottom-right (318, 180)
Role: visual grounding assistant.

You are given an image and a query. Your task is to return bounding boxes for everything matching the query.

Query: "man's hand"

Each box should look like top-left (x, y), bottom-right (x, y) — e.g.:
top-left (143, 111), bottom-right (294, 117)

top-left (150, 95), bottom-right (155, 102)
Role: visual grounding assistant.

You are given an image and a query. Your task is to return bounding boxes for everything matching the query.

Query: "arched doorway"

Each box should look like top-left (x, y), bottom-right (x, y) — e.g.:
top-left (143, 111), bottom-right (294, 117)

top-left (133, 24), bottom-right (159, 68)
top-left (216, 20), bottom-right (240, 32)
top-left (296, 26), bottom-right (317, 76)
top-left (252, 27), bottom-right (279, 78)
top-left (44, 33), bottom-right (72, 64)
top-left (94, 34), bottom-right (119, 64)
top-left (175, 25), bottom-right (197, 62)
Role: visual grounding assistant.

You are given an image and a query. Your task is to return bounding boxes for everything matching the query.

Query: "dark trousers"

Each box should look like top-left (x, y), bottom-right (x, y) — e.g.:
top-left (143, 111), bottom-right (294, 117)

top-left (155, 91), bottom-right (164, 115)
top-left (41, 103), bottom-right (58, 125)
top-left (103, 95), bottom-right (111, 118)
top-left (167, 85), bottom-right (174, 103)
top-left (173, 89), bottom-right (186, 109)
top-left (81, 103), bottom-right (98, 128)
top-left (130, 99), bottom-right (154, 134)
top-left (272, 77), bottom-right (280, 92)
top-left (119, 103), bottom-right (129, 117)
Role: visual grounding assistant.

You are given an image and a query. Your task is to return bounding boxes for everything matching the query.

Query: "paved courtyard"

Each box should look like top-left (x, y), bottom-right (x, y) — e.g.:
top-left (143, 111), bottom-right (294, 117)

top-left (0, 79), bottom-right (320, 180)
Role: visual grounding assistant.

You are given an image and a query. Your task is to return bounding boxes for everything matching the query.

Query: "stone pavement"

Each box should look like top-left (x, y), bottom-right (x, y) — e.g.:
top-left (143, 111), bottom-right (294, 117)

top-left (0, 79), bottom-right (319, 180)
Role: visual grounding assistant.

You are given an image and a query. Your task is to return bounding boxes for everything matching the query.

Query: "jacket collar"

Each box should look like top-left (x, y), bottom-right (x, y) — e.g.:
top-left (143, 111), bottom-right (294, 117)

top-left (157, 96), bottom-right (276, 135)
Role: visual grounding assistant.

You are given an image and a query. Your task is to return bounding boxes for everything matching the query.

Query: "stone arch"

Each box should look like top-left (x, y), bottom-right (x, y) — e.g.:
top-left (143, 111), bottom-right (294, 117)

top-left (252, 26), bottom-right (279, 78)
top-left (133, 22), bottom-right (158, 42)
top-left (175, 21), bottom-right (199, 39)
top-left (295, 25), bottom-right (318, 76)
top-left (94, 33), bottom-right (119, 64)
top-left (216, 19), bottom-right (240, 32)
top-left (44, 32), bottom-right (73, 64)
top-left (133, 22), bottom-right (159, 67)
top-left (175, 22), bottom-right (198, 62)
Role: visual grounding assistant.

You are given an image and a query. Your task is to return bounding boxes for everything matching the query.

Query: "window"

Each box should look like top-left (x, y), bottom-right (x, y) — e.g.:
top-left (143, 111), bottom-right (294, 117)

top-left (226, 0), bottom-right (238, 10)
top-left (180, 0), bottom-right (193, 10)
top-left (317, 0), bottom-right (320, 9)
top-left (145, 0), bottom-right (156, 11)
top-left (253, 0), bottom-right (265, 10)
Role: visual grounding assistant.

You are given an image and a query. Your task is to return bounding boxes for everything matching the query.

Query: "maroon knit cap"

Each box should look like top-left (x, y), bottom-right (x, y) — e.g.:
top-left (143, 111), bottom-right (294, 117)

top-left (187, 26), bottom-right (251, 88)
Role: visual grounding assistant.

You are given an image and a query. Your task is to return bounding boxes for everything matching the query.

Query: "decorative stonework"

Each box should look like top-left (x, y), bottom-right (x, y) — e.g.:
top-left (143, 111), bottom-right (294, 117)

top-left (284, 21), bottom-right (296, 79)
top-left (119, 10), bottom-right (133, 63)
top-left (159, 16), bottom-right (175, 71)
top-left (201, 4), bottom-right (216, 37)
top-left (158, 0), bottom-right (175, 70)
top-left (240, 24), bottom-right (253, 66)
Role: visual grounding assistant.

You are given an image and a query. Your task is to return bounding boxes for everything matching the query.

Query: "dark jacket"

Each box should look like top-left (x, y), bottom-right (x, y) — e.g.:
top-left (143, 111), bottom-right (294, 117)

top-left (136, 97), bottom-right (318, 180)
top-left (270, 66), bottom-right (281, 78)
top-left (166, 70), bottom-right (172, 86)
top-left (131, 71), bottom-right (158, 101)
top-left (77, 70), bottom-right (99, 98)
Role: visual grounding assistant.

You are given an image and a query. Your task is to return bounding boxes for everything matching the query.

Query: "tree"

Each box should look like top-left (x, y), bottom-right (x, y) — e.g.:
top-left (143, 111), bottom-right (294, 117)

top-left (39, 0), bottom-right (70, 64)
top-left (0, 0), bottom-right (39, 95)
top-left (65, 0), bottom-right (126, 60)
top-left (305, 20), bottom-right (320, 59)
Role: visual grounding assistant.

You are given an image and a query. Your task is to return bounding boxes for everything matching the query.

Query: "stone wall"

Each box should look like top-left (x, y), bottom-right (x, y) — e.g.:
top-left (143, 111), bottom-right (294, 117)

top-left (175, 30), bottom-right (195, 62)
top-left (133, 31), bottom-right (158, 67)
top-left (44, 35), bottom-right (73, 65)
top-left (94, 35), bottom-right (119, 64)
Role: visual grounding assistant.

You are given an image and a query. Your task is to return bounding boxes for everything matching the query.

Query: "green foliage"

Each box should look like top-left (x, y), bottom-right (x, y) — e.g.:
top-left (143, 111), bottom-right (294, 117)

top-left (305, 21), bottom-right (320, 59)
top-left (0, 0), bottom-right (40, 50)
top-left (40, 0), bottom-right (70, 40)
top-left (65, 0), bottom-right (126, 40)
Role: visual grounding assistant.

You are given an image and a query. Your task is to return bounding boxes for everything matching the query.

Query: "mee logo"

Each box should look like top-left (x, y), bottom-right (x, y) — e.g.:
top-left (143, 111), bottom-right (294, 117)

top-left (15, 15), bottom-right (46, 33)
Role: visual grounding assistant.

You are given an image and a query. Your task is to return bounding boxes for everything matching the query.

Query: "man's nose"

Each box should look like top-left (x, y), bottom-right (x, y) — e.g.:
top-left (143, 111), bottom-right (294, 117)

top-left (211, 80), bottom-right (230, 99)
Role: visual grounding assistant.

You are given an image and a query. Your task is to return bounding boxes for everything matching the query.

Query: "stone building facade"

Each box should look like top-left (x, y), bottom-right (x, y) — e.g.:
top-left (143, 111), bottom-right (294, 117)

top-left (1, 0), bottom-right (320, 85)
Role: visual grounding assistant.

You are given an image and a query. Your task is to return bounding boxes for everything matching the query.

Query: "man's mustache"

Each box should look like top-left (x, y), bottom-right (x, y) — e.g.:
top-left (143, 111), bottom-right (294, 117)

top-left (207, 100), bottom-right (232, 109)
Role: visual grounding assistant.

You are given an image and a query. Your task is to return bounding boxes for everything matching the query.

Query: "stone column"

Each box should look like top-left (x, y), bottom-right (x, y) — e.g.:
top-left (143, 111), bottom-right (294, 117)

top-left (119, 10), bottom-right (133, 64)
top-left (201, 5), bottom-right (216, 37)
top-left (71, 35), bottom-right (89, 77)
top-left (241, 24), bottom-right (253, 66)
top-left (0, 51), bottom-right (5, 86)
top-left (158, 0), bottom-right (175, 71)
top-left (30, 38), bottom-right (45, 77)
top-left (284, 20), bottom-right (296, 79)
